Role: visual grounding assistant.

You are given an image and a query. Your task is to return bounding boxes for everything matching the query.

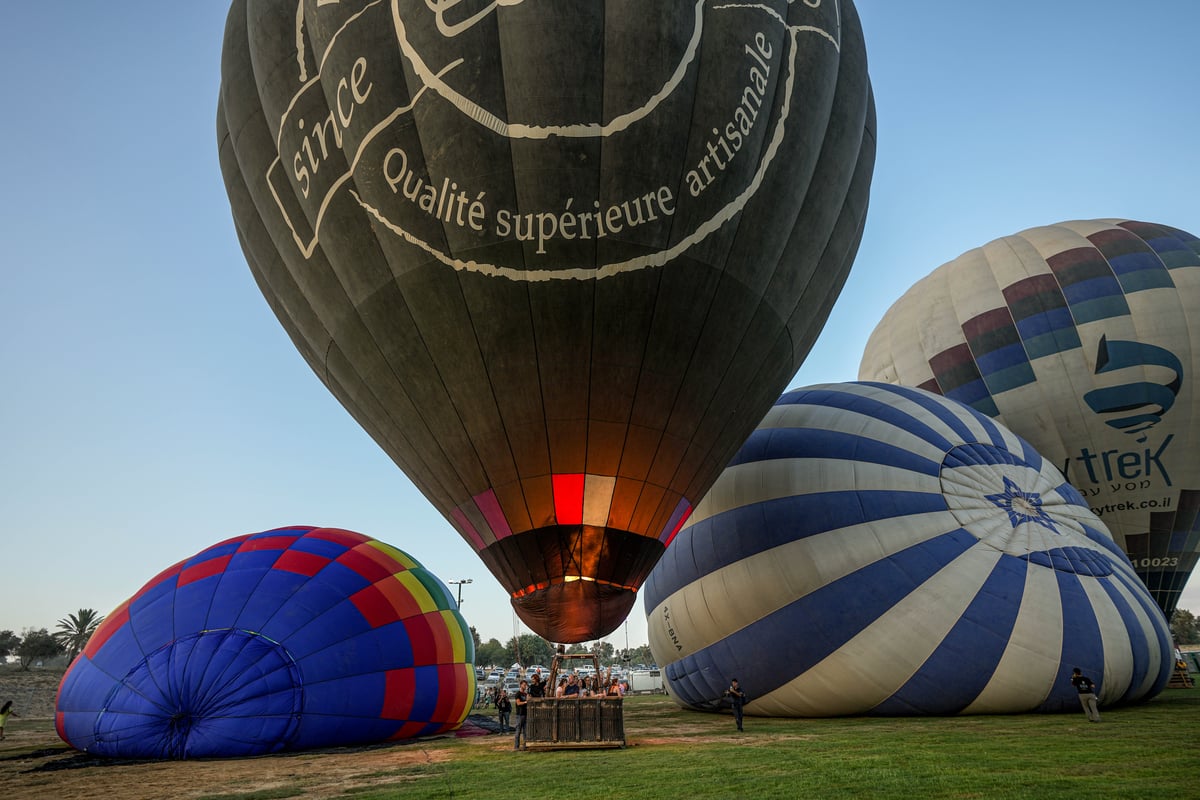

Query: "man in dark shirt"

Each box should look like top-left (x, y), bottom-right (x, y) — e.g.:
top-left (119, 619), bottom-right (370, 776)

top-left (725, 678), bottom-right (747, 731)
top-left (495, 689), bottom-right (511, 731)
top-left (1070, 668), bottom-right (1100, 722)
top-left (528, 672), bottom-right (545, 699)
top-left (513, 679), bottom-right (529, 749)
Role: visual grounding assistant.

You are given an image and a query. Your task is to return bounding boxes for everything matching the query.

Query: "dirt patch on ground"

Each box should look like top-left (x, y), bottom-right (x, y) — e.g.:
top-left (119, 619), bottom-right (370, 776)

top-left (8, 736), bottom-right (460, 800)
top-left (3, 716), bottom-right (502, 800)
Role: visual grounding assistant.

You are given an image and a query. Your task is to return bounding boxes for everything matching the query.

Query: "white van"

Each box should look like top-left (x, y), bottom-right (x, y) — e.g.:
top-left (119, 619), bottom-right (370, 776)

top-left (628, 668), bottom-right (665, 694)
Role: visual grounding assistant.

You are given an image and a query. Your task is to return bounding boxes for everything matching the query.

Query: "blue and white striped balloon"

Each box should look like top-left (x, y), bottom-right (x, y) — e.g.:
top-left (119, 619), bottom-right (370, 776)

top-left (643, 382), bottom-right (1172, 716)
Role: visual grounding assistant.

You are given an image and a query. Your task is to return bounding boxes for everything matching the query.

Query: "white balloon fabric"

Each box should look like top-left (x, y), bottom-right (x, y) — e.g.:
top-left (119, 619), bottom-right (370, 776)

top-left (859, 219), bottom-right (1200, 616)
top-left (643, 383), bottom-right (1172, 717)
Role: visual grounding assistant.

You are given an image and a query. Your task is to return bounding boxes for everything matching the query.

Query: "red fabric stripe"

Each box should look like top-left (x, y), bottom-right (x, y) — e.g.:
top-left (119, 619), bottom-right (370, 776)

top-left (336, 546), bottom-right (398, 583)
top-left (553, 473), bottom-right (585, 525)
top-left (662, 508), bottom-right (690, 548)
top-left (961, 307), bottom-right (1014, 340)
top-left (83, 601), bottom-right (129, 657)
top-left (929, 342), bottom-right (975, 373)
top-left (307, 527), bottom-right (370, 548)
top-left (382, 668), bottom-right (416, 720)
top-left (350, 584), bottom-right (395, 628)
top-left (272, 549), bottom-right (330, 577)
top-left (432, 664), bottom-right (459, 722)
top-left (178, 555), bottom-right (231, 587)
top-left (129, 560), bottom-right (185, 603)
top-left (918, 377), bottom-right (942, 394)
top-left (389, 720), bottom-right (428, 740)
top-left (405, 615), bottom-right (437, 666)
top-left (1046, 246), bottom-right (1104, 275)
top-left (1002, 272), bottom-right (1061, 304)
top-left (238, 535), bottom-right (296, 552)
top-left (426, 613), bottom-right (453, 663)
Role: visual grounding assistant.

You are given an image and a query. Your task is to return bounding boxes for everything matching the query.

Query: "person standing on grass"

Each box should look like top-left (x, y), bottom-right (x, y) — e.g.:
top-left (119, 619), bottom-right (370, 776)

top-left (725, 678), bottom-right (747, 732)
top-left (513, 679), bottom-right (529, 750)
top-left (495, 689), bottom-right (512, 732)
top-left (0, 701), bottom-right (18, 740)
top-left (1070, 668), bottom-right (1101, 722)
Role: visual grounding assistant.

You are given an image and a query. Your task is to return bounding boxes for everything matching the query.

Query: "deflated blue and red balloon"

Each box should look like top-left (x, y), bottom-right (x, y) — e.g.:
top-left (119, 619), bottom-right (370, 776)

top-left (56, 526), bottom-right (475, 758)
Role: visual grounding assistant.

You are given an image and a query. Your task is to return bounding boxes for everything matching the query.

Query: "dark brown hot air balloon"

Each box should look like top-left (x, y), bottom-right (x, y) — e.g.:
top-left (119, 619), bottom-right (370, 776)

top-left (217, 0), bottom-right (875, 642)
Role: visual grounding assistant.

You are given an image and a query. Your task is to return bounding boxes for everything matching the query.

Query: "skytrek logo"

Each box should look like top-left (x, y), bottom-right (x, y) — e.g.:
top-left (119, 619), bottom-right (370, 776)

top-left (1083, 336), bottom-right (1183, 443)
top-left (1061, 336), bottom-right (1182, 490)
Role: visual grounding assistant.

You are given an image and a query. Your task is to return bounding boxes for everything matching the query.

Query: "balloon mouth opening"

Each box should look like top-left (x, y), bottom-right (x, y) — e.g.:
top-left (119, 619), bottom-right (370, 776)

top-left (478, 522), bottom-right (668, 642)
top-left (90, 629), bottom-right (303, 759)
top-left (511, 581), bottom-right (638, 644)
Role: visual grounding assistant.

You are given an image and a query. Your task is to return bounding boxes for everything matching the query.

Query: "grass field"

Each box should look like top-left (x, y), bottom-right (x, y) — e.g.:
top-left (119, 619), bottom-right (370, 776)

top-left (3, 684), bottom-right (1197, 800)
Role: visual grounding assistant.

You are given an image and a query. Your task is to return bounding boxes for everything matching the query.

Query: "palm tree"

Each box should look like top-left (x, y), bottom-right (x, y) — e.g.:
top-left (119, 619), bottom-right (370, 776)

top-left (54, 608), bottom-right (105, 661)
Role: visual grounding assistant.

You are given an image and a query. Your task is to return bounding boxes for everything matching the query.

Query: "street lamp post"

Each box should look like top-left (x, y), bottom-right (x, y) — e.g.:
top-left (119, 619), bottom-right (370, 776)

top-left (448, 578), bottom-right (473, 607)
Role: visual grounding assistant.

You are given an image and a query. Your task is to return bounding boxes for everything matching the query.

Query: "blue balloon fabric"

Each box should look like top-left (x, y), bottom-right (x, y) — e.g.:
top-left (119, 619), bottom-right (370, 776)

top-left (643, 383), bottom-right (1172, 717)
top-left (56, 526), bottom-right (475, 758)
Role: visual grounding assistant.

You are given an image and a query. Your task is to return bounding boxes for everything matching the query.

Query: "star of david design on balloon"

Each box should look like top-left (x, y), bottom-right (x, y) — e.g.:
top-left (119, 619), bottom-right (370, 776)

top-left (985, 476), bottom-right (1061, 534)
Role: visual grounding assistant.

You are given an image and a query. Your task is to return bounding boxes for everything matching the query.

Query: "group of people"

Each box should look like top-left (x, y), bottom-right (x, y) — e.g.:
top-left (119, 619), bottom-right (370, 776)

top-left (485, 665), bottom-right (1105, 747)
top-left (551, 672), bottom-right (625, 699)
top-left (490, 668), bottom-right (629, 749)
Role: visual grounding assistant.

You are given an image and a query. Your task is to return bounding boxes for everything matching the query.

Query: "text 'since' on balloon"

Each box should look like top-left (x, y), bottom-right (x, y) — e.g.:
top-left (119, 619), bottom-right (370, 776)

top-left (217, 2), bottom-right (876, 642)
top-left (860, 220), bottom-right (1200, 618)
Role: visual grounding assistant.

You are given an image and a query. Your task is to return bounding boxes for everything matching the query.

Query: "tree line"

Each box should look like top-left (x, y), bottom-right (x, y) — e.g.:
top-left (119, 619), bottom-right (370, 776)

top-left (1172, 608), bottom-right (1199, 646)
top-left (0, 609), bottom-right (104, 670)
top-left (469, 629), bottom-right (656, 668)
top-left (4, 608), bottom-right (1194, 673)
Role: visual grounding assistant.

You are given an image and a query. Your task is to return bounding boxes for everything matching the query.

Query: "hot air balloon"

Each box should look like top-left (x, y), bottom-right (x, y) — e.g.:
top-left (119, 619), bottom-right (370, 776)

top-left (217, 0), bottom-right (875, 642)
top-left (55, 526), bottom-right (475, 758)
top-left (860, 219), bottom-right (1200, 616)
top-left (644, 383), bottom-right (1172, 717)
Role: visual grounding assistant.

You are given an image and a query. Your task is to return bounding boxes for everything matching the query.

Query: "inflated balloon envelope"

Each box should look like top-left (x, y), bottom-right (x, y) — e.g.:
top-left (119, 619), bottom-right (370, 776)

top-left (218, 0), bottom-right (876, 642)
top-left (644, 384), bottom-right (1172, 717)
top-left (861, 220), bottom-right (1200, 617)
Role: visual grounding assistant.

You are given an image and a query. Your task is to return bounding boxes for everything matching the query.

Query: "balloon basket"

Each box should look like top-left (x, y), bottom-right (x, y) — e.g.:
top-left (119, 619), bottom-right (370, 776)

top-left (524, 652), bottom-right (625, 750)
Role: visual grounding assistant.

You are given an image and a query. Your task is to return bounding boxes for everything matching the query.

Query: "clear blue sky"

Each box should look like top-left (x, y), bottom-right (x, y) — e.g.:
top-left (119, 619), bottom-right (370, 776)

top-left (3, 2), bottom-right (1198, 651)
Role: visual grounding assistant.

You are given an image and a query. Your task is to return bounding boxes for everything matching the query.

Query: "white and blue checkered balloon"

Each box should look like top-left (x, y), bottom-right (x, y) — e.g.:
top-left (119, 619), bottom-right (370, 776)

top-left (644, 382), bottom-right (1172, 716)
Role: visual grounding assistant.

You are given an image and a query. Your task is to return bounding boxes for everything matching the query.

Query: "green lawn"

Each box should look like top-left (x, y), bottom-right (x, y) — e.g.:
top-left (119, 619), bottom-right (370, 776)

top-left (311, 691), bottom-right (1199, 800)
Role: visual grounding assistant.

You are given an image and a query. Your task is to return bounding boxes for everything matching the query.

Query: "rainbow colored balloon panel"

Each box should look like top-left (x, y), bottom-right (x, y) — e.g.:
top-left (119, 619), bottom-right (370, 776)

top-left (56, 526), bottom-right (475, 758)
